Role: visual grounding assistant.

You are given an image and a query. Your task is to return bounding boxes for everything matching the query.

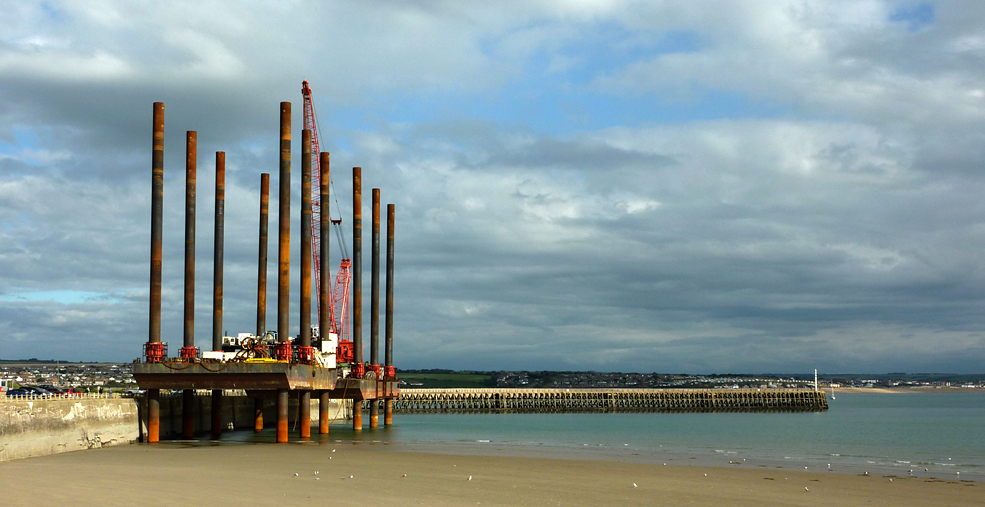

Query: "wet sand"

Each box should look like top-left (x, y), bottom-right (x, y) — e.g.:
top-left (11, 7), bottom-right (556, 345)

top-left (1, 443), bottom-right (979, 506)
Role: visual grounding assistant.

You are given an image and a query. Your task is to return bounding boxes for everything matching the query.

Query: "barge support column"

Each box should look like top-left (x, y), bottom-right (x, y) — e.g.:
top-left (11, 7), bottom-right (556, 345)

top-left (182, 131), bottom-right (198, 440)
top-left (384, 204), bottom-right (395, 426)
top-left (148, 389), bottom-right (160, 442)
top-left (319, 391), bottom-right (330, 434)
top-left (352, 167), bottom-right (363, 432)
top-left (211, 151), bottom-right (225, 440)
top-left (276, 102), bottom-right (291, 444)
top-left (254, 399), bottom-right (264, 432)
top-left (370, 189), bottom-right (380, 428)
top-left (299, 129), bottom-right (313, 439)
top-left (277, 389), bottom-right (288, 442)
top-left (255, 172), bottom-right (269, 433)
top-left (318, 152), bottom-right (331, 435)
top-left (147, 102), bottom-right (164, 443)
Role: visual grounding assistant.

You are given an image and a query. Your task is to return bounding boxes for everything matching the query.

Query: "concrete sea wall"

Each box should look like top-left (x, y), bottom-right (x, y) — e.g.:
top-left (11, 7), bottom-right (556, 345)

top-left (0, 394), bottom-right (139, 462)
top-left (0, 392), bottom-right (349, 462)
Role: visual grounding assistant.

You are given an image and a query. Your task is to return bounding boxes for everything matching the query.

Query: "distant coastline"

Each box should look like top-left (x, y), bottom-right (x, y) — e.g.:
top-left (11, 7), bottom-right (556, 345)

top-left (834, 386), bottom-right (984, 394)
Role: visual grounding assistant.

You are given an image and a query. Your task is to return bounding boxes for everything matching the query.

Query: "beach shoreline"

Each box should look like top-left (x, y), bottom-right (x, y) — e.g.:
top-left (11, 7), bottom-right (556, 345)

top-left (1, 442), bottom-right (979, 506)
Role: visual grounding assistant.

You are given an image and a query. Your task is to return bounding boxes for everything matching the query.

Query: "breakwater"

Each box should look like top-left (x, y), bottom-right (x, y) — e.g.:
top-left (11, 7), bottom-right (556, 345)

top-left (392, 388), bottom-right (828, 412)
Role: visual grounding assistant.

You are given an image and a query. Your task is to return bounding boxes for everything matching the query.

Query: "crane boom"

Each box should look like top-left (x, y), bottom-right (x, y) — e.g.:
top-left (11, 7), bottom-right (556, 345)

top-left (301, 80), bottom-right (354, 362)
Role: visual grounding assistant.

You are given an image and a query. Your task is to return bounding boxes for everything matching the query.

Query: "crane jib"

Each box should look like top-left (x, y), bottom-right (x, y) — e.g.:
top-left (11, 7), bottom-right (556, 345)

top-left (302, 80), bottom-right (353, 358)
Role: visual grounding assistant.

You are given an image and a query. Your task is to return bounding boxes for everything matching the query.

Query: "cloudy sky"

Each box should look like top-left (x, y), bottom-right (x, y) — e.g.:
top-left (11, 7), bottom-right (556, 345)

top-left (2, 1), bottom-right (984, 373)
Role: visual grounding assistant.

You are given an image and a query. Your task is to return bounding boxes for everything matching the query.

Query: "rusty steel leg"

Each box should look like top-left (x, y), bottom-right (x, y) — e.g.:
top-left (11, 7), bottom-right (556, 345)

top-left (211, 152), bottom-right (225, 441)
top-left (300, 129), bottom-right (312, 353)
top-left (257, 173), bottom-right (269, 337)
top-left (181, 131), bottom-right (197, 440)
top-left (211, 390), bottom-right (222, 439)
top-left (352, 167), bottom-right (363, 433)
top-left (297, 131), bottom-right (313, 441)
top-left (384, 204), bottom-right (395, 426)
top-left (213, 152), bottom-right (225, 352)
top-left (254, 398), bottom-right (264, 432)
top-left (318, 153), bottom-right (330, 359)
top-left (278, 102), bottom-right (291, 351)
top-left (370, 189), bottom-right (380, 429)
top-left (353, 168), bottom-right (362, 367)
top-left (148, 103), bottom-right (164, 352)
top-left (319, 391), bottom-right (329, 434)
top-left (148, 388), bottom-right (160, 443)
top-left (353, 400), bottom-right (363, 432)
top-left (300, 390), bottom-right (311, 439)
top-left (182, 389), bottom-right (194, 439)
top-left (183, 131), bottom-right (197, 353)
top-left (277, 389), bottom-right (288, 443)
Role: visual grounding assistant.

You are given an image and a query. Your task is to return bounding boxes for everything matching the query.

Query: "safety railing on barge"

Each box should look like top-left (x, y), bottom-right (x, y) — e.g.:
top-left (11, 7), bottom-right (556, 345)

top-left (392, 388), bottom-right (828, 413)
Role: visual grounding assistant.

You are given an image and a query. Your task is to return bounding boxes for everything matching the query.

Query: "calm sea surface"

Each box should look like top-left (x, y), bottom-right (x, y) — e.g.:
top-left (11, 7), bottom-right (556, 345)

top-left (223, 392), bottom-right (985, 480)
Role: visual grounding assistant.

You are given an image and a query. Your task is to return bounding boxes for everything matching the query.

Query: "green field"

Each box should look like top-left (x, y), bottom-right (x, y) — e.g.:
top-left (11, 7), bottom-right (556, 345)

top-left (398, 372), bottom-right (492, 388)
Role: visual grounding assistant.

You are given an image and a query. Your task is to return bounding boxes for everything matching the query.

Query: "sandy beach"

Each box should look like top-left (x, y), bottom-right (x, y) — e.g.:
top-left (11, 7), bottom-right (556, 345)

top-left (1, 442), bottom-right (979, 507)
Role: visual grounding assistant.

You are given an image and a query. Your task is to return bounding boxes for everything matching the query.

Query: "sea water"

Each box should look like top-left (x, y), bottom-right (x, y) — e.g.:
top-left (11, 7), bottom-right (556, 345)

top-left (226, 392), bottom-right (985, 480)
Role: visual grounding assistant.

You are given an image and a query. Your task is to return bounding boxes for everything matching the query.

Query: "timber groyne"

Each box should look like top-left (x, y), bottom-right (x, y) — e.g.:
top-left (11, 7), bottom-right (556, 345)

top-left (392, 388), bottom-right (827, 413)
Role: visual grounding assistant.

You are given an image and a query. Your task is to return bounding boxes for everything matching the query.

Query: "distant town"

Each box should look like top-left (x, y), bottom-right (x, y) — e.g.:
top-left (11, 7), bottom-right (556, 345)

top-left (2, 360), bottom-right (982, 392)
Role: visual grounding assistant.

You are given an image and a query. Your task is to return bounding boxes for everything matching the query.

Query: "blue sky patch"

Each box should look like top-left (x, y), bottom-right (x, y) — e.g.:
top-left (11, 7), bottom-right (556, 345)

top-left (889, 2), bottom-right (934, 31)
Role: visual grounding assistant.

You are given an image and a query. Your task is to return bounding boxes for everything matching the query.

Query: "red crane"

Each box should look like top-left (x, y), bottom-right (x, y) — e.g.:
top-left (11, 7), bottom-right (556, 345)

top-left (302, 80), bottom-right (354, 363)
